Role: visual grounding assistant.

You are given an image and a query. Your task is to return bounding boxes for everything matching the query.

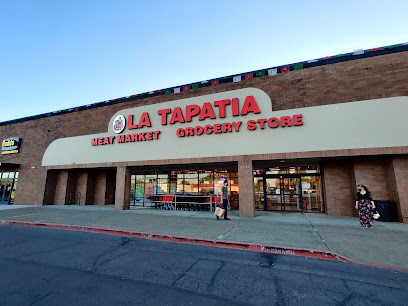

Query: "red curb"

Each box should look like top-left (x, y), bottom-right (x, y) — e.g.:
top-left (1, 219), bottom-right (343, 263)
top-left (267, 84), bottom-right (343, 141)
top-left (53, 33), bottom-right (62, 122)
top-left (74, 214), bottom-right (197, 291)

top-left (2, 219), bottom-right (408, 273)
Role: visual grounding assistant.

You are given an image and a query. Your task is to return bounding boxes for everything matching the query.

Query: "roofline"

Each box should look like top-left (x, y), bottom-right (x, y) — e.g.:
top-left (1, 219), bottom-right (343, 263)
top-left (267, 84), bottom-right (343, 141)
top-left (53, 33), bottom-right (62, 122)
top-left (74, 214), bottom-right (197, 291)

top-left (1, 42), bottom-right (407, 127)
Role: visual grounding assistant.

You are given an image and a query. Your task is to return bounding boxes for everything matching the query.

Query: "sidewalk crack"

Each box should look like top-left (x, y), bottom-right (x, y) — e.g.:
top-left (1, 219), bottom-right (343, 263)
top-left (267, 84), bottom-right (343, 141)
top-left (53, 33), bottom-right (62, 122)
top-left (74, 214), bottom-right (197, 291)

top-left (221, 218), bottom-right (247, 237)
top-left (303, 214), bottom-right (331, 251)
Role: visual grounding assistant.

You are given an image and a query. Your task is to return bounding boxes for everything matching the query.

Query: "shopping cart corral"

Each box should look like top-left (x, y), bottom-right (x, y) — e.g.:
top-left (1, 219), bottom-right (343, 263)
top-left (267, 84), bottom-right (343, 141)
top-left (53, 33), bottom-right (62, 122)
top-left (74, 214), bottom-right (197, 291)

top-left (149, 194), bottom-right (220, 211)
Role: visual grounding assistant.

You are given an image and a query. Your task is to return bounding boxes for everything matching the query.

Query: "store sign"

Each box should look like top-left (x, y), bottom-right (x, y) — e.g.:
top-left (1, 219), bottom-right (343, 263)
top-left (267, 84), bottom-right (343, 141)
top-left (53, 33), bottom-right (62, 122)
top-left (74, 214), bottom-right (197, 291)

top-left (42, 89), bottom-right (408, 166)
top-left (2, 137), bottom-right (21, 155)
top-left (91, 94), bottom-right (303, 146)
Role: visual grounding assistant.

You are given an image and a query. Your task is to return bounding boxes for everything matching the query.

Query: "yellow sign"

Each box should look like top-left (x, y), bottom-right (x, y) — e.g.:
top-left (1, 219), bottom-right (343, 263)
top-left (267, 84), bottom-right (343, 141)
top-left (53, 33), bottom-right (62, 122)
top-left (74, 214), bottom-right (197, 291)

top-left (2, 140), bottom-right (15, 147)
top-left (2, 150), bottom-right (18, 155)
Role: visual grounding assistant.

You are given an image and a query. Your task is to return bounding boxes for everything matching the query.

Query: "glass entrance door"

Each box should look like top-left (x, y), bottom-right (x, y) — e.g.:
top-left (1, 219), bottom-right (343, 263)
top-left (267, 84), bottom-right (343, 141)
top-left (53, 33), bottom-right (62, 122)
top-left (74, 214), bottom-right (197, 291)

top-left (0, 179), bottom-right (13, 205)
top-left (262, 177), bottom-right (302, 212)
top-left (282, 178), bottom-right (302, 212)
top-left (265, 178), bottom-right (281, 211)
top-left (254, 166), bottom-right (323, 213)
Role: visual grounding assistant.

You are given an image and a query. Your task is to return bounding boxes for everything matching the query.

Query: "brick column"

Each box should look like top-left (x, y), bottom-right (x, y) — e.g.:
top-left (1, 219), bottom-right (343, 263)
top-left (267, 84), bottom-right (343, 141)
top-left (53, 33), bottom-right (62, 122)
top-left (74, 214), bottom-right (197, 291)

top-left (54, 170), bottom-right (69, 205)
top-left (386, 156), bottom-right (408, 223)
top-left (94, 170), bottom-right (107, 205)
top-left (322, 161), bottom-right (355, 216)
top-left (115, 166), bottom-right (131, 210)
top-left (238, 156), bottom-right (255, 218)
top-left (42, 170), bottom-right (57, 205)
top-left (106, 170), bottom-right (116, 204)
top-left (76, 170), bottom-right (88, 205)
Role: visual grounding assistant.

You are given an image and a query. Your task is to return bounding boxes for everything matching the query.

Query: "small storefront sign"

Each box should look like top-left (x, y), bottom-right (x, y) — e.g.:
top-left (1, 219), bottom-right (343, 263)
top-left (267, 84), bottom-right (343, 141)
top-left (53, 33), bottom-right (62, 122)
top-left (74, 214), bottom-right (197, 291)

top-left (2, 138), bottom-right (21, 155)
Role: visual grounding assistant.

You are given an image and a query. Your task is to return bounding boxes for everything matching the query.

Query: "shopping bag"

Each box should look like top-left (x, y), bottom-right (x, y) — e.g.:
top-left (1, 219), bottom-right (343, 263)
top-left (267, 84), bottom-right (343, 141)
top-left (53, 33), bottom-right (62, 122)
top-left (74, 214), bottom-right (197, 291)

top-left (218, 208), bottom-right (225, 217)
top-left (218, 208), bottom-right (225, 218)
top-left (214, 207), bottom-right (225, 217)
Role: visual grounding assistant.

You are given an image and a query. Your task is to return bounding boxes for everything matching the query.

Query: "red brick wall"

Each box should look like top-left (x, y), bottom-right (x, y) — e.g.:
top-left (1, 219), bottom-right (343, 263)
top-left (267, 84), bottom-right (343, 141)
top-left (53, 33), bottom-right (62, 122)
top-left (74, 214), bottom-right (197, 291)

top-left (322, 161), bottom-right (355, 216)
top-left (43, 170), bottom-right (57, 205)
top-left (94, 170), bottom-right (107, 205)
top-left (389, 157), bottom-right (408, 223)
top-left (353, 158), bottom-right (389, 200)
top-left (54, 170), bottom-right (68, 205)
top-left (76, 170), bottom-right (88, 205)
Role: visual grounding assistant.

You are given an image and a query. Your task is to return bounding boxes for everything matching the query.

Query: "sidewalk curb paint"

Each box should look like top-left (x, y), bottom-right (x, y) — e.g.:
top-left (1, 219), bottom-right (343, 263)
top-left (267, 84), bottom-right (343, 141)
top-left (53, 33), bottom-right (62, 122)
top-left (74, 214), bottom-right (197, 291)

top-left (1, 219), bottom-right (407, 273)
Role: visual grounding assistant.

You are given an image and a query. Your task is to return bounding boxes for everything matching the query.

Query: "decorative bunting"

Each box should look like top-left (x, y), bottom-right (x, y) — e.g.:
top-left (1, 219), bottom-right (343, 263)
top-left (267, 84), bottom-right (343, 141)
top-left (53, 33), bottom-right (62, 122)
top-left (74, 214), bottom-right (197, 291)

top-left (268, 68), bottom-right (277, 75)
top-left (280, 66), bottom-right (290, 73)
top-left (353, 49), bottom-right (364, 55)
top-left (8, 42), bottom-right (403, 126)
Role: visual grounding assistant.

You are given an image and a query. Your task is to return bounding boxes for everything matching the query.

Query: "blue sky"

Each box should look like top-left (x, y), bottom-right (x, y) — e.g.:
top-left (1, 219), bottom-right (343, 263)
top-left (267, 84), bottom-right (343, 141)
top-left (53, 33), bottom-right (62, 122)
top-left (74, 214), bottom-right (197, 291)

top-left (0, 0), bottom-right (407, 122)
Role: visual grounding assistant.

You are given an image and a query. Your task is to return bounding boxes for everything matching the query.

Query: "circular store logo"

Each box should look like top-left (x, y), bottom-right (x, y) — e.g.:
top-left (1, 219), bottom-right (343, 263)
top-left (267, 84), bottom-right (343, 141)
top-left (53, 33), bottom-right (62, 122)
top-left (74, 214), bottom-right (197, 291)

top-left (113, 115), bottom-right (126, 134)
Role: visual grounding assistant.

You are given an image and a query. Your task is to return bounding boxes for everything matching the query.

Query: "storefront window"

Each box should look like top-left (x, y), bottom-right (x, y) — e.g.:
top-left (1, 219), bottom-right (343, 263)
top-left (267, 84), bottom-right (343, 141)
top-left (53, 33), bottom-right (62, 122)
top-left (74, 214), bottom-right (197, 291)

top-left (266, 166), bottom-right (320, 175)
top-left (184, 170), bottom-right (198, 194)
top-left (0, 171), bottom-right (18, 205)
top-left (301, 176), bottom-right (323, 212)
top-left (131, 168), bottom-right (239, 210)
top-left (157, 173), bottom-right (169, 194)
top-left (254, 177), bottom-right (264, 210)
top-left (145, 174), bottom-right (157, 197)
top-left (176, 172), bottom-right (184, 194)
top-left (199, 170), bottom-right (213, 194)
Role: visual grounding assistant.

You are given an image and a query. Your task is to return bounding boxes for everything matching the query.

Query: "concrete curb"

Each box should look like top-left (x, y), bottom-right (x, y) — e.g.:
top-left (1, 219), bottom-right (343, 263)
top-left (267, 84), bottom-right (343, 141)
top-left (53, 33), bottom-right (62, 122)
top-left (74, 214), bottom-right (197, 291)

top-left (2, 219), bottom-right (408, 273)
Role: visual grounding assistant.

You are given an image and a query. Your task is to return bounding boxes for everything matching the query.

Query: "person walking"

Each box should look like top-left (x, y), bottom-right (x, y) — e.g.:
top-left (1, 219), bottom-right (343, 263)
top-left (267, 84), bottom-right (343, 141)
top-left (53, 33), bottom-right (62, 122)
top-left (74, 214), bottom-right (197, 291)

top-left (355, 184), bottom-right (376, 228)
top-left (217, 180), bottom-right (230, 220)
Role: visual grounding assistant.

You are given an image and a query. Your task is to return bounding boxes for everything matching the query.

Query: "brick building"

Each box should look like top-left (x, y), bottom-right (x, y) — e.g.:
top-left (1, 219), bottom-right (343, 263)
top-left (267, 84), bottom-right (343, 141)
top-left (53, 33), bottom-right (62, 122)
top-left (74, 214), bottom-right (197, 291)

top-left (1, 43), bottom-right (408, 223)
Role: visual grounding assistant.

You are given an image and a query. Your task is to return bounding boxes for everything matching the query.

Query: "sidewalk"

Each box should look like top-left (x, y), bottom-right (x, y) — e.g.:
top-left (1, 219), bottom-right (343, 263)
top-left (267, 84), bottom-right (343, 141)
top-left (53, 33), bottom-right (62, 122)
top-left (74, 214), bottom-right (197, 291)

top-left (1, 205), bottom-right (407, 270)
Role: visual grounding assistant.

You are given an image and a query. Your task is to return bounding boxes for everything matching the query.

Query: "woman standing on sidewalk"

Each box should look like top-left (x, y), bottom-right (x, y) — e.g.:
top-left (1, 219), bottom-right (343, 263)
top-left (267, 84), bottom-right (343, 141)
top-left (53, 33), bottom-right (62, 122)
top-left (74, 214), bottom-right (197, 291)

top-left (355, 184), bottom-right (376, 228)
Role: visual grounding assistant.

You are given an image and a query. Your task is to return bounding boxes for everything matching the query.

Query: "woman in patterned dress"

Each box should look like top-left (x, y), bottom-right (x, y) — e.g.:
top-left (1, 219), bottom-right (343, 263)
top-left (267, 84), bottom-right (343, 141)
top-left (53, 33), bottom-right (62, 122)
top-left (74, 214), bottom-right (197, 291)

top-left (355, 184), bottom-right (376, 228)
